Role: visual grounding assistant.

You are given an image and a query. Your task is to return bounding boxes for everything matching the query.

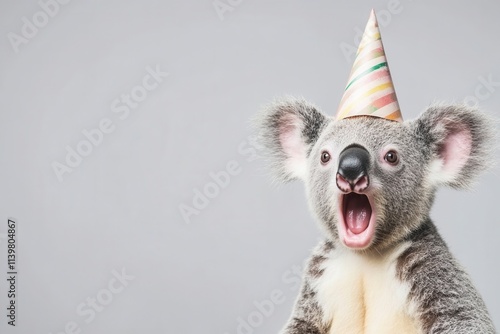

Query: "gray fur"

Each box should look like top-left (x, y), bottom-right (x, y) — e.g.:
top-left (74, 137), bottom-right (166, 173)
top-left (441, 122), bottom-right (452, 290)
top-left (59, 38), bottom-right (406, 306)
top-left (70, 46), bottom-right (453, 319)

top-left (412, 103), bottom-right (495, 189)
top-left (397, 220), bottom-right (494, 333)
top-left (255, 97), bottom-right (496, 333)
top-left (255, 97), bottom-right (329, 182)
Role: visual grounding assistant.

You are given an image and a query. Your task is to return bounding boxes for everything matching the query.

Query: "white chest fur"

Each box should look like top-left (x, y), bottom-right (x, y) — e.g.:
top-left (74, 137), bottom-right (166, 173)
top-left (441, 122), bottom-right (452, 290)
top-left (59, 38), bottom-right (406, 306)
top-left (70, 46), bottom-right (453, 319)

top-left (313, 244), bottom-right (421, 334)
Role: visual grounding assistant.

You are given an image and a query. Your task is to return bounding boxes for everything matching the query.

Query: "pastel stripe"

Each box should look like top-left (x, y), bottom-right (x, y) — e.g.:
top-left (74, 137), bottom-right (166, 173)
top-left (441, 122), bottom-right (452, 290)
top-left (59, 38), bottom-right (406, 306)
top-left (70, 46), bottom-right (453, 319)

top-left (341, 87), bottom-right (394, 117)
top-left (335, 10), bottom-right (403, 123)
top-left (357, 32), bottom-right (380, 54)
top-left (369, 101), bottom-right (401, 119)
top-left (370, 92), bottom-right (398, 110)
top-left (338, 65), bottom-right (390, 105)
top-left (338, 69), bottom-right (391, 116)
top-left (344, 61), bottom-right (388, 91)
top-left (348, 55), bottom-right (387, 85)
top-left (358, 37), bottom-right (382, 56)
top-left (384, 110), bottom-right (403, 121)
top-left (338, 87), bottom-right (395, 119)
top-left (352, 47), bottom-right (384, 70)
top-left (338, 80), bottom-right (393, 117)
top-left (355, 41), bottom-right (384, 68)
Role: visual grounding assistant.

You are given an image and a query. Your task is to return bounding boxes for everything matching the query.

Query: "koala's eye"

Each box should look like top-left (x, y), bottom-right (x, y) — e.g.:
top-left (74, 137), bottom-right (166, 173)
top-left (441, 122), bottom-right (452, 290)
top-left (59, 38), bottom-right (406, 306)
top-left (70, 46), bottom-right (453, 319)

top-left (384, 151), bottom-right (399, 165)
top-left (321, 151), bottom-right (331, 164)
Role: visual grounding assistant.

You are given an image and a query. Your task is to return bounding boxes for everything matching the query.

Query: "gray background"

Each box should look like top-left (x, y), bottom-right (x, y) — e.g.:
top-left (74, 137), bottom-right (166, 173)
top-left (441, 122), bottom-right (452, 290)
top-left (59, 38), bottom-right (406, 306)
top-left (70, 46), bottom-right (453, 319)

top-left (0, 1), bottom-right (499, 333)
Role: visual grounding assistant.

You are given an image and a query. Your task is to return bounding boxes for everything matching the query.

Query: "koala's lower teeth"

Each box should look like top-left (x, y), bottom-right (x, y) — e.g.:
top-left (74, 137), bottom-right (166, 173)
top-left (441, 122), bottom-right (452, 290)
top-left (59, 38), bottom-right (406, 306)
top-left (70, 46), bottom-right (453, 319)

top-left (344, 194), bottom-right (371, 234)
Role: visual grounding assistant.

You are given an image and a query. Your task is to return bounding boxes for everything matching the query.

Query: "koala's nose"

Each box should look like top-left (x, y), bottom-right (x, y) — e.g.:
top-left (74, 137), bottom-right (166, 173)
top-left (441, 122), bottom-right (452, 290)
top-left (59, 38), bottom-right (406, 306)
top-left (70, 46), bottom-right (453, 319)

top-left (336, 145), bottom-right (370, 193)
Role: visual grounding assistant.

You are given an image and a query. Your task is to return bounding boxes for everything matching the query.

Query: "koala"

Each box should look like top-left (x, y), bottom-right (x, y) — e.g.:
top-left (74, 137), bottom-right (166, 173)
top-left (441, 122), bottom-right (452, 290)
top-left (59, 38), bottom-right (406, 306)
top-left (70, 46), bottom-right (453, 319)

top-left (256, 97), bottom-right (496, 333)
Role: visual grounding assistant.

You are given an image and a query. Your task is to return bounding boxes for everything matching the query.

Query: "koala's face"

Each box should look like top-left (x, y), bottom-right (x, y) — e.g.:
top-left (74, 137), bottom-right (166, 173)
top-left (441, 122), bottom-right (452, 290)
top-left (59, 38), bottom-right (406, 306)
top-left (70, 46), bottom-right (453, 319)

top-left (307, 117), bottom-right (432, 251)
top-left (257, 99), bottom-right (491, 252)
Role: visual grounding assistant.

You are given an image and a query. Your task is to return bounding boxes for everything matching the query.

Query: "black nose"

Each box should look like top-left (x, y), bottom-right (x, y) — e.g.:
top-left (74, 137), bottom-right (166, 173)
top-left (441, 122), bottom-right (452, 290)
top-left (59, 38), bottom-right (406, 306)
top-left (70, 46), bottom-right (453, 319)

top-left (337, 145), bottom-right (370, 186)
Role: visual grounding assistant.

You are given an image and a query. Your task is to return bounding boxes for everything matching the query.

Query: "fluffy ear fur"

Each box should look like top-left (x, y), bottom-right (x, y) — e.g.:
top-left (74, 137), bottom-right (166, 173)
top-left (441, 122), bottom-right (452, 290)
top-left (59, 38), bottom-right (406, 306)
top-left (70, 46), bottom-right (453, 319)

top-left (413, 103), bottom-right (495, 189)
top-left (255, 97), bottom-right (329, 182)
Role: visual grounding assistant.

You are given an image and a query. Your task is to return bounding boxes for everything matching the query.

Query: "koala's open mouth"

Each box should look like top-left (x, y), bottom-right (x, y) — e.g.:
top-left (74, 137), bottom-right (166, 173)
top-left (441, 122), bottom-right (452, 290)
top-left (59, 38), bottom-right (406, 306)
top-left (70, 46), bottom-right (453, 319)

top-left (338, 193), bottom-right (376, 249)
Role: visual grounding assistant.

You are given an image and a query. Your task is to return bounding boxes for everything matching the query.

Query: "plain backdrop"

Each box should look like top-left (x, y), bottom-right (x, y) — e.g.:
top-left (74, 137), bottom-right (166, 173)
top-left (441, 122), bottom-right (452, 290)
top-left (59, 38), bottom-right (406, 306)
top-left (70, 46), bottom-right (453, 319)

top-left (0, 1), bottom-right (499, 333)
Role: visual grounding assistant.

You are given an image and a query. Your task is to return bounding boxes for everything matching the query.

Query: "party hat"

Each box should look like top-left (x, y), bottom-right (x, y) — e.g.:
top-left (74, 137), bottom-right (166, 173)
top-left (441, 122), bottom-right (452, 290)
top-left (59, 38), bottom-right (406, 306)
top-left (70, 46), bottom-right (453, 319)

top-left (336, 9), bottom-right (403, 122)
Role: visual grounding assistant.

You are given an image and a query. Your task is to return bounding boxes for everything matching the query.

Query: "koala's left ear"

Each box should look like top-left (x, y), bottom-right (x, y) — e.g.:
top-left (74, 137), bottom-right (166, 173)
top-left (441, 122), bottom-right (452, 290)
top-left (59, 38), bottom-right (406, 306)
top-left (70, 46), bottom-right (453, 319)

top-left (413, 104), bottom-right (495, 189)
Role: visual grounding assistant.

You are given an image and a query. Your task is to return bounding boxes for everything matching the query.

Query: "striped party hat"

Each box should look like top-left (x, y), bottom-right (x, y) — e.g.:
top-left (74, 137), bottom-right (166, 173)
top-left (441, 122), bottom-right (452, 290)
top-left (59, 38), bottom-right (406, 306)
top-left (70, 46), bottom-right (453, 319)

top-left (336, 9), bottom-right (403, 122)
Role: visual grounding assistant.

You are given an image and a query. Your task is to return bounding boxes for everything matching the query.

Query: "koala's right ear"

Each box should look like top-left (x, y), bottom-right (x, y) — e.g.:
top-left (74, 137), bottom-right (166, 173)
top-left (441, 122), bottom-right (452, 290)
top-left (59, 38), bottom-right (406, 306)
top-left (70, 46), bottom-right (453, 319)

top-left (255, 97), bottom-right (329, 182)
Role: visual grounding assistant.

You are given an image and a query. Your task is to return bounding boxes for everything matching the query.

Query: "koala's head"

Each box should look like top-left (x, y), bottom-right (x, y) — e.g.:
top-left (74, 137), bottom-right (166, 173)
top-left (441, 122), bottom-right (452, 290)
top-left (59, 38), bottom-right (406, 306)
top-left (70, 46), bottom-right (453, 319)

top-left (257, 97), bottom-right (493, 252)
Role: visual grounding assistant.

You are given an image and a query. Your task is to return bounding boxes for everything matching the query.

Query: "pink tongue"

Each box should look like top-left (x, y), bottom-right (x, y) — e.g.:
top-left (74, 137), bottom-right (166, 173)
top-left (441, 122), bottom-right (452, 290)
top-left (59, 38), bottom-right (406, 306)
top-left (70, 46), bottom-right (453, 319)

top-left (345, 195), bottom-right (371, 234)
